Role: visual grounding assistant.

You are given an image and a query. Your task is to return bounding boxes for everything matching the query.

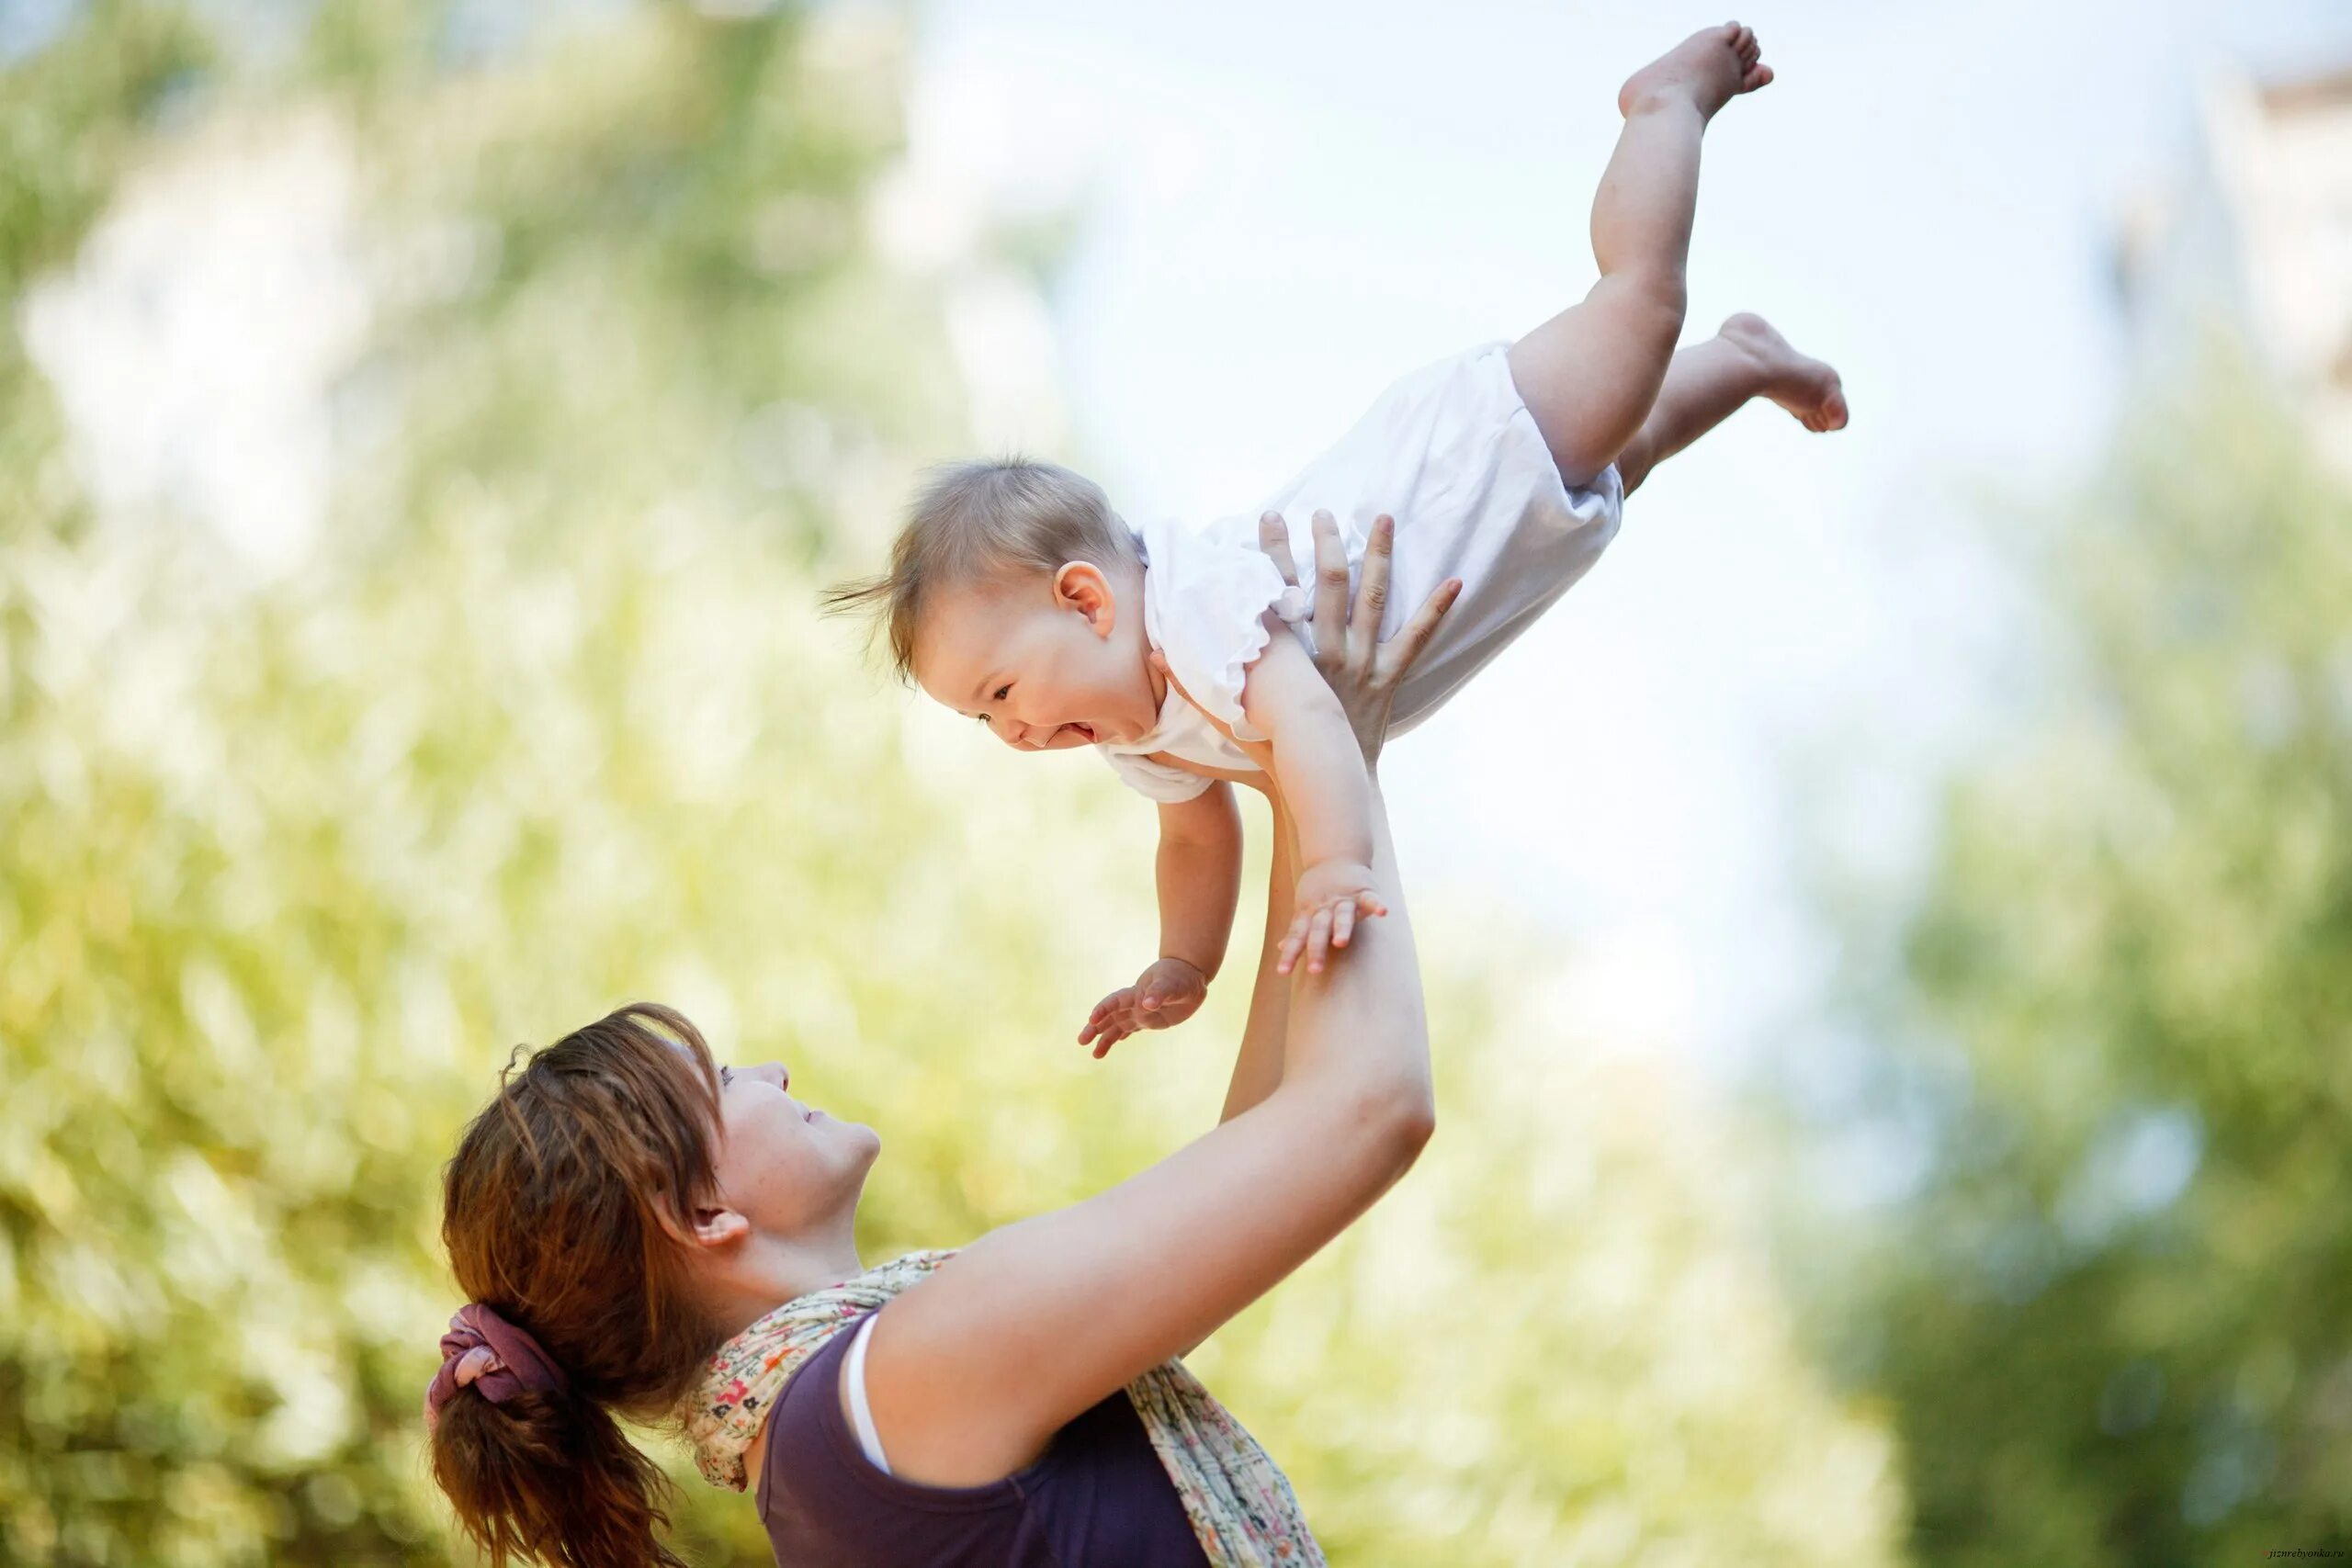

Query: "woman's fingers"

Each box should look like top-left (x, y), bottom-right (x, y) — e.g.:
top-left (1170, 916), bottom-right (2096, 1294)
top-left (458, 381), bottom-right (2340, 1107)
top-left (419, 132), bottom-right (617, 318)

top-left (1259, 511), bottom-right (1301, 587)
top-left (1381, 576), bottom-right (1461, 684)
top-left (1348, 513), bottom-right (1394, 669)
top-left (1311, 510), bottom-right (1350, 647)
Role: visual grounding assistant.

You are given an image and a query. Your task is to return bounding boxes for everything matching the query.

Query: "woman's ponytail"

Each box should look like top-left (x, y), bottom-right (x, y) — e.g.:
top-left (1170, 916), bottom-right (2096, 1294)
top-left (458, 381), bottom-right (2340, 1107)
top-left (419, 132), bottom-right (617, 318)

top-left (430, 1004), bottom-right (733, 1568)
top-left (429, 1386), bottom-right (684, 1568)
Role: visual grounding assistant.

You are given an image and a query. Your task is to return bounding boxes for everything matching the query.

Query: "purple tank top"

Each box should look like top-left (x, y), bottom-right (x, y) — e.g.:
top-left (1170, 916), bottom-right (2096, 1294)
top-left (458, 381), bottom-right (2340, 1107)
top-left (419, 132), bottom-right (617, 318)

top-left (756, 1316), bottom-right (1212, 1566)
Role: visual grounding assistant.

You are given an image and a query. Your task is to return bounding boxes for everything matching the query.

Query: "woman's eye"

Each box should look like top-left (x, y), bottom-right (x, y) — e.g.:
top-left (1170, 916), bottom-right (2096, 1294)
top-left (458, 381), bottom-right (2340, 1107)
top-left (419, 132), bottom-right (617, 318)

top-left (719, 1066), bottom-right (733, 1088)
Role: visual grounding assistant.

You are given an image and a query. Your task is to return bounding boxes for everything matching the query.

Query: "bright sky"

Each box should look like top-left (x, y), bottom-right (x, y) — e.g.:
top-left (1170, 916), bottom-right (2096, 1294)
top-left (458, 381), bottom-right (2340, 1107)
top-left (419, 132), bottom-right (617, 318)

top-left (22, 0), bottom-right (2346, 1081)
top-left (904, 0), bottom-right (2352, 1073)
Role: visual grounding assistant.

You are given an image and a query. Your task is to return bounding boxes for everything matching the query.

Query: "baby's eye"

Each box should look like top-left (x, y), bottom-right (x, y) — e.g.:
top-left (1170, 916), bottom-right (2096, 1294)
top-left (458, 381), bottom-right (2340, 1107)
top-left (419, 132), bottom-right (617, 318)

top-left (991, 684), bottom-right (1012, 703)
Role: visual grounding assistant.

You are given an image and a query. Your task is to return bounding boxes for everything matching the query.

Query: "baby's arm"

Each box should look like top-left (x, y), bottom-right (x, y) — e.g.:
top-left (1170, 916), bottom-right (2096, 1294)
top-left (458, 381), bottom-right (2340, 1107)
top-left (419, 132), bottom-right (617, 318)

top-left (1238, 630), bottom-right (1383, 975)
top-left (1156, 784), bottom-right (1243, 982)
top-left (1079, 783), bottom-right (1241, 1057)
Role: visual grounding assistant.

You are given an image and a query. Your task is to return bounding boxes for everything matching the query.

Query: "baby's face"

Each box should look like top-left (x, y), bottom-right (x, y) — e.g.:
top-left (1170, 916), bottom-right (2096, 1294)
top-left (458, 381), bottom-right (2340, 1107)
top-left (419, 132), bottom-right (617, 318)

top-left (910, 564), bottom-right (1160, 751)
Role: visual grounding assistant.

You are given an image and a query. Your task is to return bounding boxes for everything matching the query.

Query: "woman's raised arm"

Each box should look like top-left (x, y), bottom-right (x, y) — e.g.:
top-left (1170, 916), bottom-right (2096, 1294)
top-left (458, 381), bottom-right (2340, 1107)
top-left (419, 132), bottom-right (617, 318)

top-left (1220, 509), bottom-right (1459, 1123)
top-left (858, 673), bottom-right (1435, 1492)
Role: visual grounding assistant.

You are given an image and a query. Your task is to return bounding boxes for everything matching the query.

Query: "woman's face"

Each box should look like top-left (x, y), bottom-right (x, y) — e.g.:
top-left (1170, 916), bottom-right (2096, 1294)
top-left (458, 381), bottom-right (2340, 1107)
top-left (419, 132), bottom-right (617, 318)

top-left (709, 1060), bottom-right (878, 1239)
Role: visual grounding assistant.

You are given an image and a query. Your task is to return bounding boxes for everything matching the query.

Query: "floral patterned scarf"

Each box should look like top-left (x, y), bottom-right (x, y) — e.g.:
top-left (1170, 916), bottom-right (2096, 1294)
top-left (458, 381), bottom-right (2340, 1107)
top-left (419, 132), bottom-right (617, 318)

top-left (683, 1249), bottom-right (1323, 1566)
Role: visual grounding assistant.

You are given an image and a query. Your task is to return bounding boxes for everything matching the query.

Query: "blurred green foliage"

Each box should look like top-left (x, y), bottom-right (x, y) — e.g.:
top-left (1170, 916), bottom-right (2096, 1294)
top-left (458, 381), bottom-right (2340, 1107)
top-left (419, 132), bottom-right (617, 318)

top-left (0, 3), bottom-right (1902, 1563)
top-left (1801, 368), bottom-right (2352, 1567)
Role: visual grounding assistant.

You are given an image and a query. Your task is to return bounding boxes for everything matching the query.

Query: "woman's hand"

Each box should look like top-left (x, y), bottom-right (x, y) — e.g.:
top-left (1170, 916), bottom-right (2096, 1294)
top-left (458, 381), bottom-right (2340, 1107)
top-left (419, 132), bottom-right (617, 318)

top-left (1258, 509), bottom-right (1459, 770)
top-left (1155, 509), bottom-right (1455, 974)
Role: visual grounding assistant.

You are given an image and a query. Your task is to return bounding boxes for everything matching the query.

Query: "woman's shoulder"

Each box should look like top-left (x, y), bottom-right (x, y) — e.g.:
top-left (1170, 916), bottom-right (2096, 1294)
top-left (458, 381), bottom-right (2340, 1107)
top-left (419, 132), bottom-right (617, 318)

top-left (757, 1313), bottom-right (1206, 1566)
top-left (756, 1314), bottom-right (1028, 1518)
top-left (746, 1319), bottom-right (854, 1510)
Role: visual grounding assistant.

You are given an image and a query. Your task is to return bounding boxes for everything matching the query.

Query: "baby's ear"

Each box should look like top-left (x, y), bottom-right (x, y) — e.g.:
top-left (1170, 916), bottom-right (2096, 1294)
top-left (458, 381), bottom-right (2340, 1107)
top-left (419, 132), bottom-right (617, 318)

top-left (1052, 561), bottom-right (1116, 634)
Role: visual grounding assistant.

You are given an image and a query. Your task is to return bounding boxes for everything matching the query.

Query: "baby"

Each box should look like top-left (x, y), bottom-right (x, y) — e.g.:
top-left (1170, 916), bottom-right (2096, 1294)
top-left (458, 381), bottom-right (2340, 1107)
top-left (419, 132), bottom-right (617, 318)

top-left (831, 24), bottom-right (1846, 1047)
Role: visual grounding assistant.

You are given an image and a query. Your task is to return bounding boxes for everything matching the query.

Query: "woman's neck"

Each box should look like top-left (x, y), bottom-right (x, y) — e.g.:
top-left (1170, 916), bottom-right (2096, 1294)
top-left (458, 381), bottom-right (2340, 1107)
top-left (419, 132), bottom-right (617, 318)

top-left (705, 1222), bottom-right (865, 1339)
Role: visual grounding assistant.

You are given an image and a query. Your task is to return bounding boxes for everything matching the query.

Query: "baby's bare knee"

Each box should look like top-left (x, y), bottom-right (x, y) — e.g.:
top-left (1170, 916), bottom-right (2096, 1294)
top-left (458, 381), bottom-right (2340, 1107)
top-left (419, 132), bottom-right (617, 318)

top-left (1587, 269), bottom-right (1687, 360)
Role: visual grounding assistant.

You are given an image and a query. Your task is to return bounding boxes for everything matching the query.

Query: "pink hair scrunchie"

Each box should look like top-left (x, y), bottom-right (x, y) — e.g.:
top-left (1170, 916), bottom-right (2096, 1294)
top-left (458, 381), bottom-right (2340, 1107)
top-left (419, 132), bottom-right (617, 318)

top-left (423, 1303), bottom-right (570, 1431)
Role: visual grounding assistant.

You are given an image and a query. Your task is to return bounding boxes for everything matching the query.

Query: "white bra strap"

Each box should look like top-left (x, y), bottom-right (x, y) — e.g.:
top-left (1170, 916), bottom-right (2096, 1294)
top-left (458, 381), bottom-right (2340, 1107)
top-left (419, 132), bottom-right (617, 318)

top-left (843, 1314), bottom-right (892, 1476)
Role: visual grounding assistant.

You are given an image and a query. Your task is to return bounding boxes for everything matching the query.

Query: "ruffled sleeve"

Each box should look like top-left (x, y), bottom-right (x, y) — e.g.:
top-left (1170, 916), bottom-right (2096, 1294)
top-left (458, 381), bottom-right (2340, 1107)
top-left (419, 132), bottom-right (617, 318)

top-left (1137, 514), bottom-right (1299, 743)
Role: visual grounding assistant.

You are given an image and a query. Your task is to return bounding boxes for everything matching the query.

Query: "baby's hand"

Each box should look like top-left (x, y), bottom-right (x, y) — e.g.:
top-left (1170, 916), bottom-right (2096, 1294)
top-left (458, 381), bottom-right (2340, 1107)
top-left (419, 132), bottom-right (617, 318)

top-left (1282, 859), bottom-right (1386, 976)
top-left (1077, 957), bottom-right (1210, 1059)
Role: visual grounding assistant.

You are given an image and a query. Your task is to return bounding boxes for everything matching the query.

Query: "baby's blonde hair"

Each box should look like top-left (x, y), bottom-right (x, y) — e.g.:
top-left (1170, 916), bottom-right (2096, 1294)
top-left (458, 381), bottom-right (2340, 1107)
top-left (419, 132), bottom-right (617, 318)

top-left (826, 457), bottom-right (1139, 679)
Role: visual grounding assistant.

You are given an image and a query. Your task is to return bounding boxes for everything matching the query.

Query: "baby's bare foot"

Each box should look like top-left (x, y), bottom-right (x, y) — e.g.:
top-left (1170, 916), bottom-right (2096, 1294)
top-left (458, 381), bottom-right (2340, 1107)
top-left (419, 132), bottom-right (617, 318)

top-left (1619, 23), bottom-right (1773, 121)
top-left (1720, 312), bottom-right (1848, 433)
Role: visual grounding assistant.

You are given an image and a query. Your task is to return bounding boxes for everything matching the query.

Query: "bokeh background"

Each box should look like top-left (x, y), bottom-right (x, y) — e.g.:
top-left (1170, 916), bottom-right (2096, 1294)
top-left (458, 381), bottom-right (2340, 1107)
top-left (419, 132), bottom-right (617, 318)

top-left (4, 1), bottom-right (2349, 1563)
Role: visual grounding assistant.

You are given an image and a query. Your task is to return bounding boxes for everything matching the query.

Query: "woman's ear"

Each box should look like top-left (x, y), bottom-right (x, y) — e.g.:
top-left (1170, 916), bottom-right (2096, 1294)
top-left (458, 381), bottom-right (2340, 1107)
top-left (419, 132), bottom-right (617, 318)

top-left (1053, 561), bottom-right (1116, 637)
top-left (656, 1198), bottom-right (751, 1252)
top-left (693, 1205), bottom-right (751, 1248)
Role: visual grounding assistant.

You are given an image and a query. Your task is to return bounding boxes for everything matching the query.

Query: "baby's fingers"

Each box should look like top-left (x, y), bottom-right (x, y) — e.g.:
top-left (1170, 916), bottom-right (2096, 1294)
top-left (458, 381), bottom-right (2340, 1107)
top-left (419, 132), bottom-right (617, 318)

top-left (1331, 900), bottom-right (1356, 951)
top-left (1079, 989), bottom-right (1130, 1044)
top-left (1276, 912), bottom-right (1311, 976)
top-left (1352, 890), bottom-right (1388, 919)
top-left (1306, 905), bottom-right (1336, 975)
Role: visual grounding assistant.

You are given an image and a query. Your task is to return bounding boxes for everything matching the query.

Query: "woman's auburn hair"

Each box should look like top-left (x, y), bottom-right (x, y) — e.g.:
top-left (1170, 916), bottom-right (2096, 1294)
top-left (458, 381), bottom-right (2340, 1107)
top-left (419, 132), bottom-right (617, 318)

top-left (431, 1002), bottom-right (729, 1568)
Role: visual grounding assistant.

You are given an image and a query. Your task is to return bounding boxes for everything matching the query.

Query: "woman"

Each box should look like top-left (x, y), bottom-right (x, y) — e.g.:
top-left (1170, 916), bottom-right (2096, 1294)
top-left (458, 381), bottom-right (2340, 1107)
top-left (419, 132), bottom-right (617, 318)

top-left (426, 514), bottom-right (1454, 1566)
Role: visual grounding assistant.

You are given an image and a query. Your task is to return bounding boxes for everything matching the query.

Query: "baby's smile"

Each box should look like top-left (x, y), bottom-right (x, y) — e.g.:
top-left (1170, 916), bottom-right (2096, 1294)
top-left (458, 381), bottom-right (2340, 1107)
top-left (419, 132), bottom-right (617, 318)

top-left (1031, 721), bottom-right (1098, 750)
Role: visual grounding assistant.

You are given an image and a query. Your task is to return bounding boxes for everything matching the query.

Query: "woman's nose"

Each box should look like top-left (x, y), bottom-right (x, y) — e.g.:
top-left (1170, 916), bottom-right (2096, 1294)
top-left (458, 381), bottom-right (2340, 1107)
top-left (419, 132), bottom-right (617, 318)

top-left (759, 1061), bottom-right (790, 1091)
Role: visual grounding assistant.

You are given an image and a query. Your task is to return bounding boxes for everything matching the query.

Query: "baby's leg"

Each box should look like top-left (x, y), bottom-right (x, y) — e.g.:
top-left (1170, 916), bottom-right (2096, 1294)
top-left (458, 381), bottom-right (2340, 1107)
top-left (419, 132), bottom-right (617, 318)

top-left (1508, 23), bottom-right (1772, 489)
top-left (1616, 313), bottom-right (1847, 494)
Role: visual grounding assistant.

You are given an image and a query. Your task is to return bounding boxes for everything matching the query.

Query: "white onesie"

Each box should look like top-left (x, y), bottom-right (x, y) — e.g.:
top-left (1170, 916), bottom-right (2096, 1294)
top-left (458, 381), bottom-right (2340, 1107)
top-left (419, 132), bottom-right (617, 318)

top-left (1098, 341), bottom-right (1624, 803)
